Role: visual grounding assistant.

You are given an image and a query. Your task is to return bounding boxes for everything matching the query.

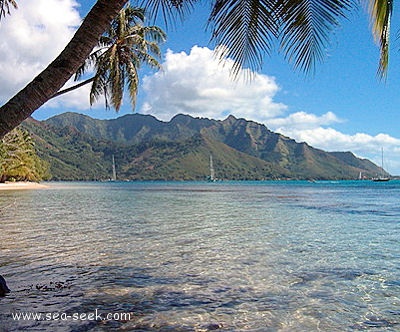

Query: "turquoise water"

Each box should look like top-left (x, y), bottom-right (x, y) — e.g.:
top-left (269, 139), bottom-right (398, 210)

top-left (0, 180), bottom-right (399, 331)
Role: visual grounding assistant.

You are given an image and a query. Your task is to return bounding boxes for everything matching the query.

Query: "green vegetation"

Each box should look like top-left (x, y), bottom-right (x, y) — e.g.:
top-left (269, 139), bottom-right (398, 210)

top-left (0, 128), bottom-right (49, 182)
top-left (22, 113), bottom-right (385, 181)
top-left (54, 5), bottom-right (166, 111)
top-left (0, 0), bottom-right (394, 137)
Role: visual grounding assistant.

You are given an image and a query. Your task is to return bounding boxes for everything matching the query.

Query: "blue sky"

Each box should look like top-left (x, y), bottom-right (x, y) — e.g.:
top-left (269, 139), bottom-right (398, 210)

top-left (1, 0), bottom-right (399, 174)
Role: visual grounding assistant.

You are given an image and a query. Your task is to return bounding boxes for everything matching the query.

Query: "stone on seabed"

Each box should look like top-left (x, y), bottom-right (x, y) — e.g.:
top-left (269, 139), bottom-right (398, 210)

top-left (0, 275), bottom-right (10, 296)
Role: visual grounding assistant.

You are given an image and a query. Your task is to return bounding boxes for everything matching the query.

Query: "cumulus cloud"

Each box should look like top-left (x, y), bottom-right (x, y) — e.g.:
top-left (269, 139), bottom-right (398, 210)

top-left (2, 3), bottom-right (399, 173)
top-left (140, 46), bottom-right (287, 121)
top-left (270, 118), bottom-right (400, 173)
top-left (0, 0), bottom-right (92, 108)
top-left (278, 127), bottom-right (400, 152)
top-left (139, 46), bottom-right (400, 173)
top-left (268, 111), bottom-right (343, 130)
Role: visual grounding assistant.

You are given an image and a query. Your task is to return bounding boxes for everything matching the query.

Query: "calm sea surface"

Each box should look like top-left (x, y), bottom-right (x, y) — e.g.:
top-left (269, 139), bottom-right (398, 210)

top-left (0, 180), bottom-right (400, 331)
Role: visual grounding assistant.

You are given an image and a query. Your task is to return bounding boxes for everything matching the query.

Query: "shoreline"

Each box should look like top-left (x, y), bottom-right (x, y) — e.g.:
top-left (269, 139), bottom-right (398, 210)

top-left (0, 182), bottom-right (48, 191)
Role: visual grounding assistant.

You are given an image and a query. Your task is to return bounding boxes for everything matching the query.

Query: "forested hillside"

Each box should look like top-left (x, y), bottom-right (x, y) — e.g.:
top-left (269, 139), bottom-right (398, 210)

top-left (21, 113), bottom-right (385, 181)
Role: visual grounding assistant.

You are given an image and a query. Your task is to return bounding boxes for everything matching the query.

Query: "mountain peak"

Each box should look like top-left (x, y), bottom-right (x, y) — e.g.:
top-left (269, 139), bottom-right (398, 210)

top-left (170, 113), bottom-right (196, 123)
top-left (31, 112), bottom-right (385, 180)
top-left (223, 114), bottom-right (238, 123)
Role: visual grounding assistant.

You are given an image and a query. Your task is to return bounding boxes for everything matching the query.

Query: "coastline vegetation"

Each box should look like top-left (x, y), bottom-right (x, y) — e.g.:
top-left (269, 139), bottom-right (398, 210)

top-left (21, 113), bottom-right (384, 181)
top-left (0, 127), bottom-right (50, 182)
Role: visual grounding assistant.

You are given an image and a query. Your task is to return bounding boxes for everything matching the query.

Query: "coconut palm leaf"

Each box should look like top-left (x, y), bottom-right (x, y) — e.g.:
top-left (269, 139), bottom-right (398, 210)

top-left (69, 5), bottom-right (165, 111)
top-left (170, 0), bottom-right (356, 75)
top-left (126, 61), bottom-right (139, 108)
top-left (74, 49), bottom-right (105, 81)
top-left (0, 0), bottom-right (17, 19)
top-left (208, 0), bottom-right (279, 76)
top-left (90, 66), bottom-right (110, 109)
top-left (368, 0), bottom-right (392, 78)
top-left (277, 0), bottom-right (353, 74)
top-left (140, 0), bottom-right (197, 26)
top-left (145, 0), bottom-right (363, 75)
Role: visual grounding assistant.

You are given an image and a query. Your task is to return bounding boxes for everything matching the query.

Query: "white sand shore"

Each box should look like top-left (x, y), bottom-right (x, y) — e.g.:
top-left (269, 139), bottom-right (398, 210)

top-left (0, 182), bottom-right (48, 191)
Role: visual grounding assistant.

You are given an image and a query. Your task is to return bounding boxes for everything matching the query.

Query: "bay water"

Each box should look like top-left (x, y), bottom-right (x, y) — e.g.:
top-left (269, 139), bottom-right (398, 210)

top-left (0, 181), bottom-right (399, 331)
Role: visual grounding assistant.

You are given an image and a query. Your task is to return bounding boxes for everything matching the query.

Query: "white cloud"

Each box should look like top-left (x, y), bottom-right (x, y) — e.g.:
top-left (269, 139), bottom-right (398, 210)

top-left (43, 78), bottom-right (95, 110)
top-left (277, 126), bottom-right (400, 152)
top-left (0, 0), bottom-right (87, 107)
top-left (2, 3), bottom-right (399, 175)
top-left (268, 111), bottom-right (343, 130)
top-left (141, 46), bottom-right (287, 121)
top-left (140, 45), bottom-right (400, 174)
top-left (270, 118), bottom-right (400, 174)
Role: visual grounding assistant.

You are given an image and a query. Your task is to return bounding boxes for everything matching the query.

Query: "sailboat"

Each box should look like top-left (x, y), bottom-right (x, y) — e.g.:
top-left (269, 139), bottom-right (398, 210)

top-left (111, 154), bottom-right (117, 181)
top-left (208, 154), bottom-right (216, 182)
top-left (372, 148), bottom-right (390, 182)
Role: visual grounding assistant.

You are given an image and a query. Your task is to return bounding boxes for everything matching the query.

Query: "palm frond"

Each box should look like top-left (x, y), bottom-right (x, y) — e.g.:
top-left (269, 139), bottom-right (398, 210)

top-left (108, 6), bottom-right (145, 37)
top-left (277, 0), bottom-right (353, 74)
top-left (137, 49), bottom-right (163, 69)
top-left (146, 41), bottom-right (163, 59)
top-left (0, 0), bottom-right (17, 19)
top-left (208, 0), bottom-right (278, 77)
top-left (99, 35), bottom-right (114, 47)
top-left (89, 72), bottom-right (108, 107)
top-left (90, 53), bottom-right (111, 108)
top-left (143, 25), bottom-right (167, 44)
top-left (126, 62), bottom-right (139, 109)
top-left (368, 0), bottom-right (392, 78)
top-left (103, 44), bottom-right (123, 110)
top-left (124, 6), bottom-right (146, 24)
top-left (139, 0), bottom-right (197, 27)
top-left (81, 4), bottom-right (165, 111)
top-left (75, 49), bottom-right (105, 81)
top-left (110, 63), bottom-right (124, 111)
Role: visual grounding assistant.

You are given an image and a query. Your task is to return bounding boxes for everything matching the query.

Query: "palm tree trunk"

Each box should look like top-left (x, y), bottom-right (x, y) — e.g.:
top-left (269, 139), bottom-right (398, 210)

top-left (0, 0), bottom-right (128, 138)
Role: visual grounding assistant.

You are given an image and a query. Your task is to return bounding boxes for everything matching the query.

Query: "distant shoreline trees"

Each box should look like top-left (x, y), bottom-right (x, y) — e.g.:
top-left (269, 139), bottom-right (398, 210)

top-left (0, 128), bottom-right (50, 182)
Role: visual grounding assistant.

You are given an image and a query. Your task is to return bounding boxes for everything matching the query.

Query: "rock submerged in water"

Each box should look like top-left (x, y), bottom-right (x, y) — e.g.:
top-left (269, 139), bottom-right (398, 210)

top-left (0, 275), bottom-right (10, 296)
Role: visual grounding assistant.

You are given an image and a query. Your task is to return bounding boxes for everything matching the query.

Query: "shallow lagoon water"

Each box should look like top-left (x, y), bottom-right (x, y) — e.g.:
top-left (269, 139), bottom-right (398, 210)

top-left (0, 180), bottom-right (399, 331)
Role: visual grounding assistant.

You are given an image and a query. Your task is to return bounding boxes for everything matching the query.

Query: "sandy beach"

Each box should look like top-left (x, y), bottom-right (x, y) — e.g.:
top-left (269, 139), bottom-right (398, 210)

top-left (0, 182), bottom-right (48, 191)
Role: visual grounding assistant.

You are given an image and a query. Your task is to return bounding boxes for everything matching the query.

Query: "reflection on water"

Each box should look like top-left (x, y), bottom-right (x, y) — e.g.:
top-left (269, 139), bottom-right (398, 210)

top-left (1, 181), bottom-right (400, 331)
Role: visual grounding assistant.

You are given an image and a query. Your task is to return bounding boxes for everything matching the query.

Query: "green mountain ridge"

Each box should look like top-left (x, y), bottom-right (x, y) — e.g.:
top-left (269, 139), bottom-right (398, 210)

top-left (22, 112), bottom-right (385, 181)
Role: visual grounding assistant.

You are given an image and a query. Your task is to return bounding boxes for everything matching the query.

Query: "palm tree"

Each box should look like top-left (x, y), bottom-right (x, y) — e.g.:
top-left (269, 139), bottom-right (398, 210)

top-left (53, 6), bottom-right (166, 111)
top-left (0, 0), bottom-right (129, 138)
top-left (368, 0), bottom-right (392, 78)
top-left (145, 0), bottom-right (391, 77)
top-left (0, 0), bottom-right (393, 138)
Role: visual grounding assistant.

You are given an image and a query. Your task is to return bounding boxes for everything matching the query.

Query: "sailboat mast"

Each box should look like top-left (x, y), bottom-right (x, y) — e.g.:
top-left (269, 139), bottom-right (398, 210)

top-left (372, 147), bottom-right (390, 181)
top-left (112, 154), bottom-right (117, 181)
top-left (209, 154), bottom-right (215, 181)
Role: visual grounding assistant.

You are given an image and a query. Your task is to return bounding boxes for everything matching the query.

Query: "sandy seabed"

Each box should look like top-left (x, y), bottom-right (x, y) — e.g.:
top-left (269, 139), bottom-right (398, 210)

top-left (0, 182), bottom-right (48, 191)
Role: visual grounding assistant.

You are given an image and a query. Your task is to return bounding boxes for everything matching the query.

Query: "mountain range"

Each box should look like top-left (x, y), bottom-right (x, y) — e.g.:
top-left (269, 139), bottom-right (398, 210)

top-left (22, 112), bottom-right (385, 181)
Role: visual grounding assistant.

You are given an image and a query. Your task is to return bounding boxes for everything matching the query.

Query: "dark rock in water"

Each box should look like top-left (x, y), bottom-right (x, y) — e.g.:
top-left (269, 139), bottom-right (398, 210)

top-left (204, 323), bottom-right (223, 330)
top-left (0, 275), bottom-right (10, 296)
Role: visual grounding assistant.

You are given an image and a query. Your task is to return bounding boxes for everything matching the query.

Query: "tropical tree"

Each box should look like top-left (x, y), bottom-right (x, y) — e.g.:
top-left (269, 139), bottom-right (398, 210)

top-left (53, 6), bottom-right (166, 111)
top-left (171, 0), bottom-right (391, 77)
top-left (0, 0), bottom-right (129, 138)
top-left (0, 0), bottom-right (393, 138)
top-left (0, 128), bottom-right (50, 182)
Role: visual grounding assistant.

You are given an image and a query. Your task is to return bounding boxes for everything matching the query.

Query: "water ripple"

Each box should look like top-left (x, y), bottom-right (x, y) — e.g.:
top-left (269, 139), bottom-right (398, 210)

top-left (1, 181), bottom-right (400, 331)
